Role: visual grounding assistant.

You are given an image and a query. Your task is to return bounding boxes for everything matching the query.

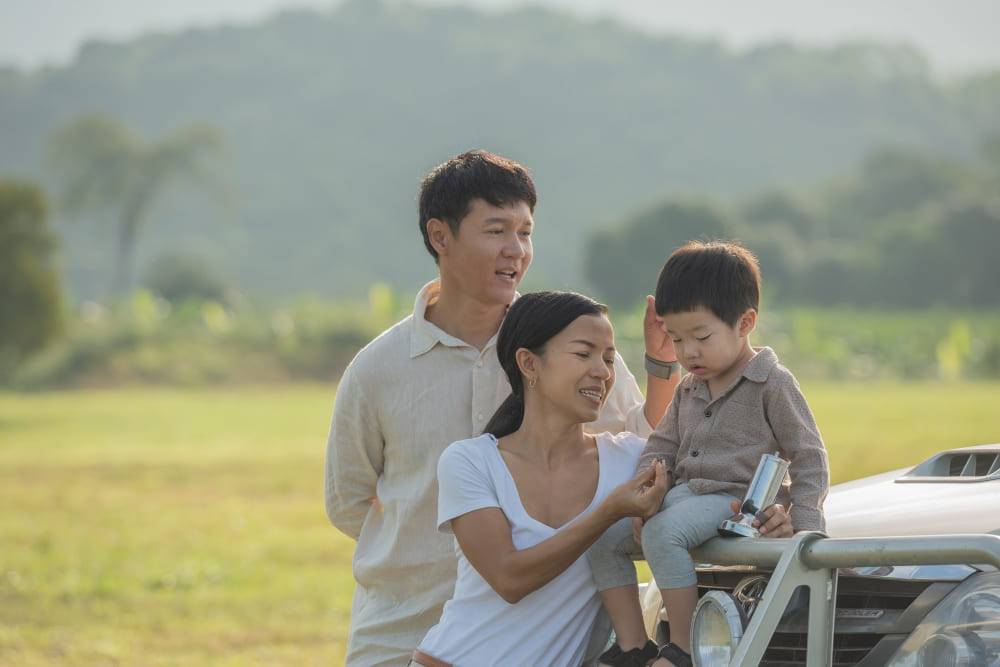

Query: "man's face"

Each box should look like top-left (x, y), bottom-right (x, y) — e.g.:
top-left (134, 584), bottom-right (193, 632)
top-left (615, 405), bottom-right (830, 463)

top-left (438, 199), bottom-right (533, 305)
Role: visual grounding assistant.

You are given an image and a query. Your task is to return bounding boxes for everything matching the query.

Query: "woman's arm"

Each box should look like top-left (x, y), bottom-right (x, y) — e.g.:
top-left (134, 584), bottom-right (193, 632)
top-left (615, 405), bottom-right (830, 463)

top-left (452, 462), bottom-right (667, 604)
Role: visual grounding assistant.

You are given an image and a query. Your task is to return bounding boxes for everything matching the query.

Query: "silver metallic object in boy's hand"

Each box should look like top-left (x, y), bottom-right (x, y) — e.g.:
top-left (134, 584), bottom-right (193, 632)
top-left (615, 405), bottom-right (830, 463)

top-left (718, 453), bottom-right (790, 538)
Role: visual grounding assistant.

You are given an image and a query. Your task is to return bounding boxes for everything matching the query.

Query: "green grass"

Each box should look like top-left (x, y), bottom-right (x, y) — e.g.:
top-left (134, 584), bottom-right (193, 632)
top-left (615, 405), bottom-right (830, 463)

top-left (2, 382), bottom-right (999, 665)
top-left (806, 381), bottom-right (1000, 482)
top-left (0, 385), bottom-right (352, 666)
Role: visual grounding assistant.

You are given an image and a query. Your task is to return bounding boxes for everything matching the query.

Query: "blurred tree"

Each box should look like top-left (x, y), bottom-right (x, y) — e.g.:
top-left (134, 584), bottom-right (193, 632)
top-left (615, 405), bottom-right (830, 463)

top-left (823, 149), bottom-right (964, 237)
top-left (786, 248), bottom-right (866, 306)
top-left (741, 190), bottom-right (818, 240)
top-left (47, 114), bottom-right (226, 299)
top-left (866, 215), bottom-right (944, 307)
top-left (4, 1), bottom-right (998, 300)
top-left (982, 132), bottom-right (1000, 179)
top-left (0, 180), bottom-right (63, 378)
top-left (865, 194), bottom-right (1000, 308)
top-left (584, 200), bottom-right (730, 308)
top-left (584, 136), bottom-right (1000, 309)
top-left (737, 225), bottom-right (803, 299)
top-left (143, 251), bottom-right (228, 305)
top-left (934, 198), bottom-right (1000, 306)
top-left (735, 190), bottom-right (815, 299)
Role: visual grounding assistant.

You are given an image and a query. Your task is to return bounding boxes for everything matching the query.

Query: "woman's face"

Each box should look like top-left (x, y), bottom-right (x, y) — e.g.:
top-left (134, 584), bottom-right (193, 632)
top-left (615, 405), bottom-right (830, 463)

top-left (527, 313), bottom-right (617, 423)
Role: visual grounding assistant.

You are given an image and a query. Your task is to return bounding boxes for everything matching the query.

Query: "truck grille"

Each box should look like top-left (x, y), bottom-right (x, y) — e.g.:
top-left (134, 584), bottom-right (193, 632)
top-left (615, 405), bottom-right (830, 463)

top-left (683, 569), bottom-right (958, 667)
top-left (764, 632), bottom-right (882, 666)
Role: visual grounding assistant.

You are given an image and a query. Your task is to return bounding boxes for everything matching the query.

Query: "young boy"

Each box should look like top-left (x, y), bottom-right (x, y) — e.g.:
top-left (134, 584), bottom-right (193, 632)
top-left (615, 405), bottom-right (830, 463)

top-left (587, 240), bottom-right (830, 667)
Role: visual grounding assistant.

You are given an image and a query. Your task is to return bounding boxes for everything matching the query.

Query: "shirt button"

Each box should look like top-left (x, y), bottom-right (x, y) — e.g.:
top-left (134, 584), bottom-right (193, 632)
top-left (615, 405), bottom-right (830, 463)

top-left (691, 451), bottom-right (699, 457)
top-left (704, 409), bottom-right (712, 418)
top-left (476, 413), bottom-right (484, 421)
top-left (475, 360), bottom-right (483, 368)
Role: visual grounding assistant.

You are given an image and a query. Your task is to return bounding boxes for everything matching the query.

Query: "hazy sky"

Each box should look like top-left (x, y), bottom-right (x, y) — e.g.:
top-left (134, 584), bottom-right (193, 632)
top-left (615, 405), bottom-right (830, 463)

top-left (4, 0), bottom-right (999, 74)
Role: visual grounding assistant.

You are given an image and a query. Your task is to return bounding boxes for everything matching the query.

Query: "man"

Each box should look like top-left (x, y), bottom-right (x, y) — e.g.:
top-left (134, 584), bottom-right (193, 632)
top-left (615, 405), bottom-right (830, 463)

top-left (325, 150), bottom-right (680, 666)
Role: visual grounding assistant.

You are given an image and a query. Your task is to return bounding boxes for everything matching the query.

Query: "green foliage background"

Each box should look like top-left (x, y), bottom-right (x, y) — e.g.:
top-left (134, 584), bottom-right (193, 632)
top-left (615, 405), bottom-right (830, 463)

top-left (0, 1), bottom-right (997, 386)
top-left (585, 144), bottom-right (1000, 310)
top-left (8, 285), bottom-right (1000, 388)
top-left (2, 0), bottom-right (999, 301)
top-left (0, 181), bottom-right (62, 378)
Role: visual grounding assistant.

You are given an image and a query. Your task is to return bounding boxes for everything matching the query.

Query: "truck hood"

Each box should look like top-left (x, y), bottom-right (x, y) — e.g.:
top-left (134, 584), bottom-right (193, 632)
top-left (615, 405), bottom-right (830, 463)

top-left (825, 467), bottom-right (1000, 537)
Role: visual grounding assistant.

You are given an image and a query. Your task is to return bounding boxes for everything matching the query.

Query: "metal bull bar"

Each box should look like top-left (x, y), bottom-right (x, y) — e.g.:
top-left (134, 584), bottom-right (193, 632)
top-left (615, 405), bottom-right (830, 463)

top-left (649, 532), bottom-right (1000, 666)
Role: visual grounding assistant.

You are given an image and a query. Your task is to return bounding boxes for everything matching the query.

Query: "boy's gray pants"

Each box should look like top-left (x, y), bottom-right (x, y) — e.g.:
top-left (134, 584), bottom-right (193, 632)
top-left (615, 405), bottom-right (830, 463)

top-left (588, 483), bottom-right (738, 590)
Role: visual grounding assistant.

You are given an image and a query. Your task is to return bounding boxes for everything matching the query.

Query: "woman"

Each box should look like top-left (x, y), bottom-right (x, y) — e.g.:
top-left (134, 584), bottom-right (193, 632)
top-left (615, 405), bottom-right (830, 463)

top-left (412, 292), bottom-right (788, 667)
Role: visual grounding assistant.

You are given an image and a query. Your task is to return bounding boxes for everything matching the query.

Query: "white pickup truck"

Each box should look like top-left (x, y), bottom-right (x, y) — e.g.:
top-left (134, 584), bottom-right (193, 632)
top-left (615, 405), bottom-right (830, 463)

top-left (638, 444), bottom-right (1000, 666)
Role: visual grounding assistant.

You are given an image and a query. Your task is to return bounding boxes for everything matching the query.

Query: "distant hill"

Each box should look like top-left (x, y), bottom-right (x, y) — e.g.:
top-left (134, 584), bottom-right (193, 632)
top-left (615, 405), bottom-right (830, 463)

top-left (2, 0), bottom-right (998, 301)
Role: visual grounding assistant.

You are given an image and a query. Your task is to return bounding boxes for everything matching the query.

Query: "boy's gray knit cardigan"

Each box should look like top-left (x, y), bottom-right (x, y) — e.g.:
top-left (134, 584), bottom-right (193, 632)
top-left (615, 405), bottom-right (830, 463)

top-left (638, 347), bottom-right (829, 531)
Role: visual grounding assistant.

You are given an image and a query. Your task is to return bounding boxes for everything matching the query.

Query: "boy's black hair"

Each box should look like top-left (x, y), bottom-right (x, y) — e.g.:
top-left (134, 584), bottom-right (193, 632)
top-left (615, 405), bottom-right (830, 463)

top-left (654, 240), bottom-right (761, 326)
top-left (418, 150), bottom-right (537, 262)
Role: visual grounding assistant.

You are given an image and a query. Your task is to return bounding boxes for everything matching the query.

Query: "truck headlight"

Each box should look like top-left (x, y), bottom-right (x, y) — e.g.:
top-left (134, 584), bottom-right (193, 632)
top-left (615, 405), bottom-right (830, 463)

top-left (691, 591), bottom-right (746, 666)
top-left (887, 572), bottom-right (1000, 666)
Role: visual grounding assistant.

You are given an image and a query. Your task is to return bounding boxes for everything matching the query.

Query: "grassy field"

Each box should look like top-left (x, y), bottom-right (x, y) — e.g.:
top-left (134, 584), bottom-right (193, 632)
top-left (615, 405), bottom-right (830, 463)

top-left (2, 382), bottom-right (999, 665)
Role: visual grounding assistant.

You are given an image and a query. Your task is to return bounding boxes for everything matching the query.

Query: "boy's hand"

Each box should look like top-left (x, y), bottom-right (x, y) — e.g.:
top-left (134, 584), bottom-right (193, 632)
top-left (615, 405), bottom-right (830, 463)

top-left (728, 500), bottom-right (794, 537)
top-left (642, 295), bottom-right (676, 362)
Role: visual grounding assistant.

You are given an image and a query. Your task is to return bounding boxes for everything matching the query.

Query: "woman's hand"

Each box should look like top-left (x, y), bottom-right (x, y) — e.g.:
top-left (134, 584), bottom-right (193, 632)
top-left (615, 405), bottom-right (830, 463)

top-left (603, 461), bottom-right (668, 522)
top-left (728, 500), bottom-right (793, 537)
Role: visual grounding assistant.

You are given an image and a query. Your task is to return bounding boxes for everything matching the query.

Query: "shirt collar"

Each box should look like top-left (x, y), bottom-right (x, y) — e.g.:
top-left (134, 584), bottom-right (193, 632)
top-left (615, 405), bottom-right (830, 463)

top-left (686, 346), bottom-right (778, 401)
top-left (742, 346), bottom-right (779, 383)
top-left (410, 280), bottom-right (449, 358)
top-left (409, 279), bottom-right (517, 359)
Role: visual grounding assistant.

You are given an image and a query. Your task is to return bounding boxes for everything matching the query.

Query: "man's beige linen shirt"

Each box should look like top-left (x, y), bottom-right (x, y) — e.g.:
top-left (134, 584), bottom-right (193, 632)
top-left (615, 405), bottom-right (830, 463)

top-left (325, 281), bottom-right (653, 667)
top-left (638, 347), bottom-right (829, 531)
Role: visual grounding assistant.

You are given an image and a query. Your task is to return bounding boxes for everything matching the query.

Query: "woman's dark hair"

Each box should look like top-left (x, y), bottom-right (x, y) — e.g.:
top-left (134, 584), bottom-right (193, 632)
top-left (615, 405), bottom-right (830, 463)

top-left (483, 291), bottom-right (608, 439)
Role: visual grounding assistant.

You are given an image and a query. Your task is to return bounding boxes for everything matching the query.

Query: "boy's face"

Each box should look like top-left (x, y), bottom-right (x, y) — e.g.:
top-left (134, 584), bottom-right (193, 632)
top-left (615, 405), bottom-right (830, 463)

top-left (433, 198), bottom-right (533, 306)
top-left (661, 307), bottom-right (756, 385)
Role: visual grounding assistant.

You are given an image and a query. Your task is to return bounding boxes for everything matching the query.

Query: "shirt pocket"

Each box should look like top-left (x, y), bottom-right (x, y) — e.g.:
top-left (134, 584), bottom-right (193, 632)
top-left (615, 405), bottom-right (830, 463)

top-left (716, 399), bottom-right (775, 451)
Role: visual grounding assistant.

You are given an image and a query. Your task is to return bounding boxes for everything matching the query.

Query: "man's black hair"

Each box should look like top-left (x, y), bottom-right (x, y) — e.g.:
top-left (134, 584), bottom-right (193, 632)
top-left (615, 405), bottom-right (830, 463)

top-left (418, 150), bottom-right (537, 262)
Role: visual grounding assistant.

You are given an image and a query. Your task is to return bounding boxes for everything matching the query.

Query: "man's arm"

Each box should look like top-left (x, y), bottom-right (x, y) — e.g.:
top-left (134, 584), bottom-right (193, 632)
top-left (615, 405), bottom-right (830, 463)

top-left (591, 297), bottom-right (679, 437)
top-left (641, 295), bottom-right (679, 429)
top-left (324, 363), bottom-right (384, 540)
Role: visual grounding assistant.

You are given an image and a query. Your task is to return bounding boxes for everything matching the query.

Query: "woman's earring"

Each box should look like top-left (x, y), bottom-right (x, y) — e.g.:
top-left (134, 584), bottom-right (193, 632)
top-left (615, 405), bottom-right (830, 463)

top-left (528, 377), bottom-right (537, 389)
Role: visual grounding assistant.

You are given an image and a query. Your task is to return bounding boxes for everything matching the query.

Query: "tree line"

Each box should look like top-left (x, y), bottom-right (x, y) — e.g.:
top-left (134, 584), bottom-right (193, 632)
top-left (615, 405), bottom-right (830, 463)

top-left (1, 0), bottom-right (999, 299)
top-left (584, 138), bottom-right (1000, 309)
